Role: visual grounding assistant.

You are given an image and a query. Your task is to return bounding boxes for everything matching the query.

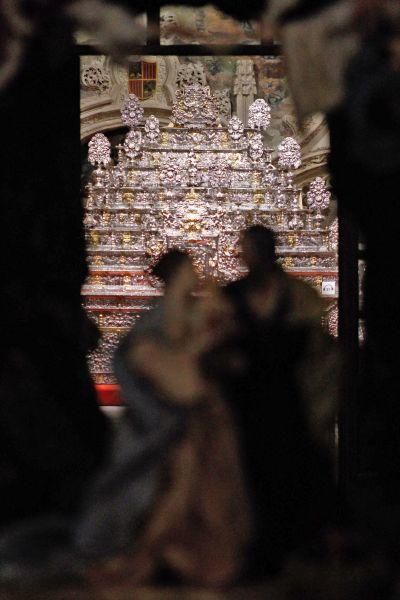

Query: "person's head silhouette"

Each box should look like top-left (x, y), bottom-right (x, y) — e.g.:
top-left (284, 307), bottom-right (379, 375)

top-left (151, 249), bottom-right (196, 290)
top-left (241, 225), bottom-right (277, 276)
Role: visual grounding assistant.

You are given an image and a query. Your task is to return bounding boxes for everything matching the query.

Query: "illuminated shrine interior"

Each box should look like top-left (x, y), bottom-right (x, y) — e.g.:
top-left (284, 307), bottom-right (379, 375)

top-left (80, 52), bottom-right (339, 391)
top-left (6, 0), bottom-right (400, 595)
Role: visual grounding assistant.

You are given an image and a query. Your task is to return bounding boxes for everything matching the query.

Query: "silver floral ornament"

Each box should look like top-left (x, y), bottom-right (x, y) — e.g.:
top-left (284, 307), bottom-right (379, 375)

top-left (144, 115), bottom-right (160, 143)
top-left (306, 177), bottom-right (331, 229)
top-left (123, 130), bottom-right (142, 160)
top-left (187, 150), bottom-right (202, 186)
top-left (121, 94), bottom-right (144, 128)
top-left (248, 133), bottom-right (264, 163)
top-left (306, 177), bottom-right (331, 211)
top-left (228, 116), bottom-right (245, 142)
top-left (278, 137), bottom-right (301, 170)
top-left (159, 164), bottom-right (184, 187)
top-left (88, 133), bottom-right (111, 167)
top-left (275, 188), bottom-right (287, 209)
top-left (112, 163), bottom-right (126, 187)
top-left (208, 160), bottom-right (230, 188)
top-left (263, 163), bottom-right (277, 186)
top-left (328, 218), bottom-right (339, 251)
top-left (248, 99), bottom-right (271, 130)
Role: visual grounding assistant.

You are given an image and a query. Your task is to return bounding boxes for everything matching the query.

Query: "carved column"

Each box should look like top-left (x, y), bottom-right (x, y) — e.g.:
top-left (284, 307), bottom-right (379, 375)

top-left (234, 59), bottom-right (257, 125)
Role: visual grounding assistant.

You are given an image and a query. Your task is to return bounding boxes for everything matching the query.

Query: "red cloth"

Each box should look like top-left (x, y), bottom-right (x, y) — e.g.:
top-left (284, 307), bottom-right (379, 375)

top-left (96, 385), bottom-right (122, 406)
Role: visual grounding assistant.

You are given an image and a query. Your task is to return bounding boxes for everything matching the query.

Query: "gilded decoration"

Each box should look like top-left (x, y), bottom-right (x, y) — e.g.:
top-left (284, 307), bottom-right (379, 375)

top-left (83, 83), bottom-right (336, 384)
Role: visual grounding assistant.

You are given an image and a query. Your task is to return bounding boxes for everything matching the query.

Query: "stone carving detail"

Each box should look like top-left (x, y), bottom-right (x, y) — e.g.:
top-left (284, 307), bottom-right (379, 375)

top-left (234, 59), bottom-right (257, 97)
top-left (176, 62), bottom-right (207, 87)
top-left (214, 89), bottom-right (232, 122)
top-left (234, 59), bottom-right (257, 125)
top-left (81, 60), bottom-right (111, 94)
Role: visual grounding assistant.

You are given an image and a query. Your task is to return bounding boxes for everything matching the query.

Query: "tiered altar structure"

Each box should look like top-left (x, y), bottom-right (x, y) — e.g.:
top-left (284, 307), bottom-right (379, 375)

top-left (83, 84), bottom-right (338, 386)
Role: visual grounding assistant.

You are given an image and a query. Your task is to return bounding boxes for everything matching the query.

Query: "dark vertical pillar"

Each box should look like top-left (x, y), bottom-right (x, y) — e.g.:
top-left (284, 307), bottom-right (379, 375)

top-left (0, 16), bottom-right (109, 524)
top-left (337, 202), bottom-right (359, 500)
top-left (330, 100), bottom-right (400, 518)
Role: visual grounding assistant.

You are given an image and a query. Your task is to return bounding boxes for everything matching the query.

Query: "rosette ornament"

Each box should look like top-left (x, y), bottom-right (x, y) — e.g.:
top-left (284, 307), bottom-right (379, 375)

top-left (144, 115), bottom-right (160, 143)
top-left (121, 94), bottom-right (144, 128)
top-left (88, 133), bottom-right (111, 167)
top-left (160, 164), bottom-right (185, 190)
top-left (207, 160), bottom-right (230, 191)
top-left (306, 177), bottom-right (331, 229)
top-left (228, 116), bottom-right (245, 143)
top-left (248, 99), bottom-right (271, 130)
top-left (123, 130), bottom-right (142, 161)
top-left (187, 151), bottom-right (202, 186)
top-left (277, 137), bottom-right (301, 170)
top-left (277, 137), bottom-right (301, 187)
top-left (248, 133), bottom-right (264, 163)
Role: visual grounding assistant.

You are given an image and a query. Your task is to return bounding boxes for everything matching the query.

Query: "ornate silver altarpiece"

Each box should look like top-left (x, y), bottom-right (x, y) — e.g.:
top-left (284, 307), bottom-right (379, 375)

top-left (83, 85), bottom-right (338, 383)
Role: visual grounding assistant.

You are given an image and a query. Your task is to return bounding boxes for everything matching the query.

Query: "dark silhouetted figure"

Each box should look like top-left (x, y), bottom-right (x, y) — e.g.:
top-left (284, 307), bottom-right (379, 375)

top-left (203, 226), bottom-right (335, 579)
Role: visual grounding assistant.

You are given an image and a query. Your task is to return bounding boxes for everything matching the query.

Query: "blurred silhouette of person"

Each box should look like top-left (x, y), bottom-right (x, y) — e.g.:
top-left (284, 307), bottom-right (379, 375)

top-left (226, 225), bottom-right (324, 327)
top-left (225, 225), bottom-right (339, 446)
top-left (201, 226), bottom-right (337, 579)
top-left (75, 250), bottom-right (251, 588)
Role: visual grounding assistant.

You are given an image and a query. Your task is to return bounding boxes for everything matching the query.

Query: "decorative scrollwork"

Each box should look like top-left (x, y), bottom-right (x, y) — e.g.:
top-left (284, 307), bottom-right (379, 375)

top-left (171, 84), bottom-right (219, 127)
top-left (228, 116), bottom-right (245, 142)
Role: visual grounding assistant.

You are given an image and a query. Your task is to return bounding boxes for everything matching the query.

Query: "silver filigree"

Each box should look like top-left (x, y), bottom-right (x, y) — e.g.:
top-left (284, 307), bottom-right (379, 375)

top-left (248, 99), bottom-right (271, 130)
top-left (275, 188), bottom-right (287, 209)
top-left (248, 133), bottom-right (265, 163)
top-left (277, 137), bottom-right (302, 170)
top-left (123, 130), bottom-right (142, 161)
top-left (263, 163), bottom-right (277, 186)
top-left (88, 133), bottom-right (111, 167)
top-left (328, 218), bottom-right (339, 251)
top-left (306, 177), bottom-right (331, 212)
top-left (172, 84), bottom-right (219, 127)
top-left (121, 94), bottom-right (144, 128)
top-left (228, 116), bottom-right (245, 142)
top-left (176, 62), bottom-right (207, 87)
top-left (159, 164), bottom-right (185, 187)
top-left (207, 160), bottom-right (231, 189)
top-left (83, 85), bottom-right (337, 388)
top-left (144, 115), bottom-right (160, 144)
top-left (187, 151), bottom-right (202, 186)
